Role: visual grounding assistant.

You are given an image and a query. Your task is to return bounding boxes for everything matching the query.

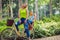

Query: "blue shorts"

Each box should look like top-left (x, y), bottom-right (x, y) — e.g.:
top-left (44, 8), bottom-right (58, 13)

top-left (27, 19), bottom-right (33, 24)
top-left (20, 18), bottom-right (26, 23)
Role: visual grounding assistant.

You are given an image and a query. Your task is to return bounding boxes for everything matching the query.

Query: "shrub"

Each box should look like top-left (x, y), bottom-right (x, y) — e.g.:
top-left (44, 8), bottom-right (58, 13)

top-left (42, 14), bottom-right (60, 23)
top-left (32, 21), bottom-right (60, 38)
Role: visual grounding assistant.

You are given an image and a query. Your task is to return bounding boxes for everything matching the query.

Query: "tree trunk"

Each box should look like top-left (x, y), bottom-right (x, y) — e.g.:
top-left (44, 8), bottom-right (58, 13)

top-left (18, 0), bottom-right (22, 17)
top-left (9, 0), bottom-right (13, 18)
top-left (25, 0), bottom-right (29, 14)
top-left (0, 0), bottom-right (2, 20)
top-left (59, 1), bottom-right (60, 14)
top-left (35, 0), bottom-right (39, 20)
top-left (44, 6), bottom-right (46, 17)
top-left (10, 6), bottom-right (13, 18)
top-left (40, 6), bottom-right (42, 20)
top-left (22, 0), bottom-right (29, 17)
top-left (18, 0), bottom-right (22, 8)
top-left (49, 0), bottom-right (52, 17)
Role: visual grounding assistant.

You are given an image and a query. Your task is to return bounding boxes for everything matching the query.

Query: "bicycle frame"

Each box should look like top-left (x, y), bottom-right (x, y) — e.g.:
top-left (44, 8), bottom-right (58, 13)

top-left (10, 23), bottom-right (25, 37)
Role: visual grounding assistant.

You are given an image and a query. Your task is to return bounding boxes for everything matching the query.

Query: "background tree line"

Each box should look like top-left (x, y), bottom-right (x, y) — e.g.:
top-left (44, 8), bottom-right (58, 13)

top-left (0, 0), bottom-right (60, 20)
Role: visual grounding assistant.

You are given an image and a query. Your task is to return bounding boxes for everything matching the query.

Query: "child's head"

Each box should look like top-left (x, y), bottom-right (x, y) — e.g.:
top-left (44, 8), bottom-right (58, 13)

top-left (29, 11), bottom-right (33, 16)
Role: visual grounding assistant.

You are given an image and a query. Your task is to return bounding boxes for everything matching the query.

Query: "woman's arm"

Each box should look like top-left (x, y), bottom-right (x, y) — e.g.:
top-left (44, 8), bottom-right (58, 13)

top-left (18, 9), bottom-right (20, 18)
top-left (26, 7), bottom-right (28, 20)
top-left (18, 9), bottom-right (21, 21)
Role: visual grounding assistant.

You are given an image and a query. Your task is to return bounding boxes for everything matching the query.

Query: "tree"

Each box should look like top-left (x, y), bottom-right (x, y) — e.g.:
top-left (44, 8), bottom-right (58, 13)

top-left (38, 0), bottom-right (50, 6)
top-left (25, 0), bottom-right (29, 14)
top-left (0, 0), bottom-right (2, 20)
top-left (2, 0), bottom-right (9, 19)
top-left (35, 0), bottom-right (39, 20)
top-left (9, 0), bottom-right (14, 18)
top-left (52, 0), bottom-right (60, 14)
top-left (49, 0), bottom-right (52, 17)
top-left (18, 0), bottom-right (22, 8)
top-left (38, 0), bottom-right (50, 19)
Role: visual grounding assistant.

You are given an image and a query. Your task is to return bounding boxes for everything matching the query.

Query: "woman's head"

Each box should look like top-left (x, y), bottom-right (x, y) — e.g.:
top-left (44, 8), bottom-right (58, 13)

top-left (22, 3), bottom-right (27, 8)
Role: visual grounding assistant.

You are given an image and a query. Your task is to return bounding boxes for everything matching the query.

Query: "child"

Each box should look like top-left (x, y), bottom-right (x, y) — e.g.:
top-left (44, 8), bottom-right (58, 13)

top-left (28, 11), bottom-right (36, 30)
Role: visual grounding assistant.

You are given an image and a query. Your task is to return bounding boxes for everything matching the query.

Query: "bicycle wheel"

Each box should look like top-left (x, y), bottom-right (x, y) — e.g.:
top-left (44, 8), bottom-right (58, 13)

top-left (1, 28), bottom-right (17, 40)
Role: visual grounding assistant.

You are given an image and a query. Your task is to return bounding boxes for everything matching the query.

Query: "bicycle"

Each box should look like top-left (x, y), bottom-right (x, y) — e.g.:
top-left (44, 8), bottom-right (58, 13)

top-left (1, 19), bottom-right (35, 40)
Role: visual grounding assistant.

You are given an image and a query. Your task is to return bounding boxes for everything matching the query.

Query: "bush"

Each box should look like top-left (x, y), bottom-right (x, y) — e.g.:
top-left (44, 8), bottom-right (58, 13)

top-left (55, 29), bottom-right (60, 35)
top-left (42, 14), bottom-right (60, 23)
top-left (51, 15), bottom-right (60, 22)
top-left (0, 20), bottom-right (6, 26)
top-left (32, 21), bottom-right (60, 38)
top-left (42, 17), bottom-right (52, 23)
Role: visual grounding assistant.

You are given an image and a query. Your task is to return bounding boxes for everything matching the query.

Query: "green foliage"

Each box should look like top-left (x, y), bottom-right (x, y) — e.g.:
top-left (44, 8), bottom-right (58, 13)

top-left (0, 15), bottom-right (60, 38)
top-left (52, 0), bottom-right (60, 7)
top-left (33, 21), bottom-right (60, 38)
top-left (42, 14), bottom-right (60, 23)
top-left (51, 15), bottom-right (60, 22)
top-left (0, 19), bottom-right (7, 32)
top-left (38, 0), bottom-right (50, 6)
top-left (55, 29), bottom-right (60, 35)
top-left (28, 0), bottom-right (34, 11)
top-left (0, 20), bottom-right (6, 26)
top-left (42, 17), bottom-right (52, 23)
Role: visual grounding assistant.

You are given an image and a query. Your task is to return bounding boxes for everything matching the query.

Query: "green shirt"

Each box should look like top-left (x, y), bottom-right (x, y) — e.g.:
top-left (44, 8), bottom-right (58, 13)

top-left (19, 8), bottom-right (27, 18)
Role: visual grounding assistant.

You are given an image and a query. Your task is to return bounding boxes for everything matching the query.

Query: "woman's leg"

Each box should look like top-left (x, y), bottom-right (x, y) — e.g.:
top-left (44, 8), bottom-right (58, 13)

top-left (15, 21), bottom-right (21, 36)
top-left (15, 21), bottom-right (21, 31)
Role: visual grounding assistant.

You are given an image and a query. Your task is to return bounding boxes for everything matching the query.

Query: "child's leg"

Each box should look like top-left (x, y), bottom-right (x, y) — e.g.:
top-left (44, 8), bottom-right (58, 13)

top-left (27, 20), bottom-right (33, 30)
top-left (24, 22), bottom-right (30, 40)
top-left (25, 29), bottom-right (30, 37)
top-left (31, 22), bottom-right (34, 28)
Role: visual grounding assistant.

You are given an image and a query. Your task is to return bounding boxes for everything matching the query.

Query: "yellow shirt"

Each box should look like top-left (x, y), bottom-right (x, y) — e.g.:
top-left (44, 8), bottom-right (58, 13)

top-left (19, 8), bottom-right (27, 18)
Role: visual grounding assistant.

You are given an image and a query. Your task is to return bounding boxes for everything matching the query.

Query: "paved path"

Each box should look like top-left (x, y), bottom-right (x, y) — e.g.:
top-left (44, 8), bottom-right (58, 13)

top-left (0, 35), bottom-right (60, 40)
top-left (34, 35), bottom-right (60, 40)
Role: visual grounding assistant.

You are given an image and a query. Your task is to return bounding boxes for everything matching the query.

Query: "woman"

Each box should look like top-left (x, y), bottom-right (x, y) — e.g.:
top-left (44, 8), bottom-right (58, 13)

top-left (15, 3), bottom-right (30, 40)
